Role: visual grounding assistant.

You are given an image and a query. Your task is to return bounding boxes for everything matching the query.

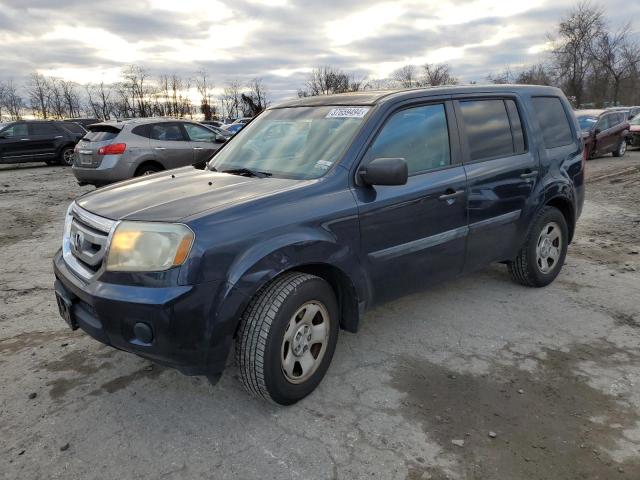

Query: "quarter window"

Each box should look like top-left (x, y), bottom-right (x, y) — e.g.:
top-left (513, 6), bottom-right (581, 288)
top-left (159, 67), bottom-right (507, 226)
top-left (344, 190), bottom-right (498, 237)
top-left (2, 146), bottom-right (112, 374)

top-left (531, 96), bottom-right (574, 148)
top-left (365, 104), bottom-right (451, 175)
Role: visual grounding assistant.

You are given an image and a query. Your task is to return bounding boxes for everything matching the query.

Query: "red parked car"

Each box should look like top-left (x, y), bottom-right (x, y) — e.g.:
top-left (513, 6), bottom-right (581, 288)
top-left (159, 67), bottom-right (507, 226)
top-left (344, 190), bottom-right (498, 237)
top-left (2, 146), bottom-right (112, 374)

top-left (575, 109), bottom-right (629, 158)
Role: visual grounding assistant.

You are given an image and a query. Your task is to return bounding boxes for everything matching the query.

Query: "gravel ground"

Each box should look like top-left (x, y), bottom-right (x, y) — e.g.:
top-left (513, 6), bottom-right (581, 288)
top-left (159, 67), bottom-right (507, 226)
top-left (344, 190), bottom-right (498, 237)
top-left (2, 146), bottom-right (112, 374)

top-left (1, 151), bottom-right (639, 480)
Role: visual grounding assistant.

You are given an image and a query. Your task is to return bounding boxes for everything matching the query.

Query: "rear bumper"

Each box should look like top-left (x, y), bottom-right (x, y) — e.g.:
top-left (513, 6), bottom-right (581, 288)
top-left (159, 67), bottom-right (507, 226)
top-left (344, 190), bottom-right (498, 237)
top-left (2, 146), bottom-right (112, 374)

top-left (72, 155), bottom-right (133, 185)
top-left (53, 250), bottom-right (239, 376)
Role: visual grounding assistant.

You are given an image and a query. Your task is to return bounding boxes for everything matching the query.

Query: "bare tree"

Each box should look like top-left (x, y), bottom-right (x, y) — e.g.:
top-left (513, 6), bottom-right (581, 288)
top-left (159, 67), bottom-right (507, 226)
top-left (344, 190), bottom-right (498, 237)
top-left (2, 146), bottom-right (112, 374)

top-left (241, 77), bottom-right (270, 117)
top-left (298, 66), bottom-right (365, 97)
top-left (222, 80), bottom-right (242, 120)
top-left (2, 81), bottom-right (24, 120)
top-left (392, 65), bottom-right (420, 88)
top-left (591, 23), bottom-right (640, 105)
top-left (27, 73), bottom-right (51, 118)
top-left (60, 80), bottom-right (81, 118)
top-left (195, 70), bottom-right (216, 120)
top-left (487, 67), bottom-right (516, 84)
top-left (515, 64), bottom-right (554, 85)
top-left (122, 65), bottom-right (153, 117)
top-left (422, 63), bottom-right (458, 86)
top-left (549, 1), bottom-right (605, 106)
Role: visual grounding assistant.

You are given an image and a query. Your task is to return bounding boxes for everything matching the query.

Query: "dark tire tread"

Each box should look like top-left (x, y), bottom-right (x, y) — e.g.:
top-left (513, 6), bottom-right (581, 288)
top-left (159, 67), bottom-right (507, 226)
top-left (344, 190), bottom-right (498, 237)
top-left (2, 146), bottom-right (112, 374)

top-left (508, 206), bottom-right (566, 287)
top-left (235, 272), bottom-right (317, 403)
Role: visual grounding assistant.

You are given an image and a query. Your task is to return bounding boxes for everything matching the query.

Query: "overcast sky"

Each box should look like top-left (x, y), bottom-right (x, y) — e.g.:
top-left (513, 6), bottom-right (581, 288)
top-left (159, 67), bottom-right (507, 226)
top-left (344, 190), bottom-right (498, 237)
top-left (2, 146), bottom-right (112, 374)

top-left (1, 0), bottom-right (638, 102)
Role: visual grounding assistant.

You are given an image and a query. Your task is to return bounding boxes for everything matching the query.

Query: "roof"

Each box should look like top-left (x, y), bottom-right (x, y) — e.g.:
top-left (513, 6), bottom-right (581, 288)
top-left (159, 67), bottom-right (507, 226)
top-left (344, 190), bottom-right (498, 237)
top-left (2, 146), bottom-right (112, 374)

top-left (88, 117), bottom-right (194, 129)
top-left (273, 84), bottom-right (563, 108)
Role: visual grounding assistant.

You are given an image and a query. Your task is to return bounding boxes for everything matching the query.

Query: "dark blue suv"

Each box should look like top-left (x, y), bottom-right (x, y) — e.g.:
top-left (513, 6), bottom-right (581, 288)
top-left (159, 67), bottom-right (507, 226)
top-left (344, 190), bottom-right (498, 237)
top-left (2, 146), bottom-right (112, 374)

top-left (53, 85), bottom-right (585, 404)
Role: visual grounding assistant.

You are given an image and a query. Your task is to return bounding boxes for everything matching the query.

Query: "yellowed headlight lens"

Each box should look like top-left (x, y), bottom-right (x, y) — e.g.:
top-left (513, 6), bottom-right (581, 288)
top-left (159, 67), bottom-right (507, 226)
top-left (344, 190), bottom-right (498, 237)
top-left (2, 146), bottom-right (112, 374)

top-left (106, 221), bottom-right (194, 272)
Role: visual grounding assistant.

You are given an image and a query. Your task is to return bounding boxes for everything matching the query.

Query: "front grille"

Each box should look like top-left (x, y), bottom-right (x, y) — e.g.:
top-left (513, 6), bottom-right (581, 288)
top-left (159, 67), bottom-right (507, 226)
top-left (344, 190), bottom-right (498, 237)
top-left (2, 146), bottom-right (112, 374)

top-left (63, 204), bottom-right (117, 280)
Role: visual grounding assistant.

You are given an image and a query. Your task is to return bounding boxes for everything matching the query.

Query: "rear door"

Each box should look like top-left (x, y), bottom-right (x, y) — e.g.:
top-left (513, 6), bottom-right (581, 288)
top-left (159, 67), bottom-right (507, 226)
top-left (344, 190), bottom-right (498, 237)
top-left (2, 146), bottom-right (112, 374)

top-left (454, 96), bottom-right (538, 271)
top-left (595, 114), bottom-right (615, 154)
top-left (149, 122), bottom-right (193, 169)
top-left (354, 100), bottom-right (468, 303)
top-left (0, 122), bottom-right (31, 162)
top-left (28, 122), bottom-right (63, 161)
top-left (182, 123), bottom-right (221, 165)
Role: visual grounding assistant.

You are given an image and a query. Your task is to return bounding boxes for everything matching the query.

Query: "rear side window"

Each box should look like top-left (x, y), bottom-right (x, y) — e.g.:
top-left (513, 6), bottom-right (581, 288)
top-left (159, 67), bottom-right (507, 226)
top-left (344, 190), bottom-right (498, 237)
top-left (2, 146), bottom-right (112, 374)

top-left (60, 122), bottom-right (85, 134)
top-left (366, 104), bottom-right (451, 175)
top-left (151, 123), bottom-right (186, 141)
top-left (29, 122), bottom-right (60, 135)
top-left (459, 99), bottom-right (515, 161)
top-left (131, 124), bottom-right (151, 138)
top-left (531, 97), bottom-right (574, 148)
top-left (84, 126), bottom-right (120, 142)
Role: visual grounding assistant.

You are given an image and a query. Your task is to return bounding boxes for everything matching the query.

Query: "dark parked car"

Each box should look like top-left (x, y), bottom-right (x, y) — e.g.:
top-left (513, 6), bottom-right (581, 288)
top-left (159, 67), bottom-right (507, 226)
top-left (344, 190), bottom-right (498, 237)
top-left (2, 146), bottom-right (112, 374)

top-left (575, 109), bottom-right (629, 158)
top-left (0, 120), bottom-right (84, 166)
top-left (72, 118), bottom-right (227, 186)
top-left (200, 120), bottom-right (224, 128)
top-left (54, 85), bottom-right (585, 404)
top-left (200, 123), bottom-right (233, 141)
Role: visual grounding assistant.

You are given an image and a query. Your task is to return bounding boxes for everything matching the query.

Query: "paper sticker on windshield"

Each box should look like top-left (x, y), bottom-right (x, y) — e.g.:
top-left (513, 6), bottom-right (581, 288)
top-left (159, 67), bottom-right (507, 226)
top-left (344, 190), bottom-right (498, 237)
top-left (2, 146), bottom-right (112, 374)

top-left (326, 107), bottom-right (369, 118)
top-left (314, 160), bottom-right (333, 170)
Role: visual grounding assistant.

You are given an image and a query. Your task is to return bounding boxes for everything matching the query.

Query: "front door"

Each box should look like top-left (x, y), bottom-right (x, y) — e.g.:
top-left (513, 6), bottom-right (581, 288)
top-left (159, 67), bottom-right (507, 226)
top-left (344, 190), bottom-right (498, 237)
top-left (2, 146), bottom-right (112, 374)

top-left (149, 122), bottom-right (193, 169)
top-left (183, 123), bottom-right (221, 166)
top-left (28, 121), bottom-right (62, 161)
top-left (0, 122), bottom-right (32, 163)
top-left (354, 101), bottom-right (468, 304)
top-left (454, 96), bottom-right (539, 271)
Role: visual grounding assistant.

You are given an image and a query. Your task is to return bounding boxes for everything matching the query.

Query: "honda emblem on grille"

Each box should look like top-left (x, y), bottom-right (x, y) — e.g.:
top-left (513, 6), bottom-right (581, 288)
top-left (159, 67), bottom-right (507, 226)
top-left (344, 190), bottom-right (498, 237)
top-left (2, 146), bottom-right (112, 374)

top-left (73, 231), bottom-right (83, 251)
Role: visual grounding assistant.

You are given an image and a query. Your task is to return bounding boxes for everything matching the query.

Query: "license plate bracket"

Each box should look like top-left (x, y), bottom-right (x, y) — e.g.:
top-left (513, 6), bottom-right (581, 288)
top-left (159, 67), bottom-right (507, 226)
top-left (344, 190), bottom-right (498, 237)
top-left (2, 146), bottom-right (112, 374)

top-left (54, 281), bottom-right (78, 330)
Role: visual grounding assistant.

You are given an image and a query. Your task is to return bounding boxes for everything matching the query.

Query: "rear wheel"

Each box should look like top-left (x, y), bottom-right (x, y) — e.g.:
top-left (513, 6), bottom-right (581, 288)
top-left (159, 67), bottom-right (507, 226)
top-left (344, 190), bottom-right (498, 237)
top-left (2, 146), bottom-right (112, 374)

top-left (508, 206), bottom-right (568, 287)
top-left (612, 139), bottom-right (627, 157)
top-left (236, 272), bottom-right (339, 405)
top-left (135, 163), bottom-right (162, 176)
top-left (59, 146), bottom-right (75, 166)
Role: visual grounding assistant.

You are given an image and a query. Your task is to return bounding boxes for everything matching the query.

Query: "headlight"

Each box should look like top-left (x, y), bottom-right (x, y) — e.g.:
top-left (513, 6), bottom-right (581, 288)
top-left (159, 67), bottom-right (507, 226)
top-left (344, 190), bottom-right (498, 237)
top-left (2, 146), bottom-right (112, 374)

top-left (106, 221), bottom-right (194, 272)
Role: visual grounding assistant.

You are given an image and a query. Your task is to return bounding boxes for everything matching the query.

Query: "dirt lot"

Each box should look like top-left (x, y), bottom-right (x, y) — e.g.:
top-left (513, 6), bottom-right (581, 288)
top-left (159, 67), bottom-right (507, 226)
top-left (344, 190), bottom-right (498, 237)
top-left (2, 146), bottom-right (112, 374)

top-left (1, 152), bottom-right (639, 480)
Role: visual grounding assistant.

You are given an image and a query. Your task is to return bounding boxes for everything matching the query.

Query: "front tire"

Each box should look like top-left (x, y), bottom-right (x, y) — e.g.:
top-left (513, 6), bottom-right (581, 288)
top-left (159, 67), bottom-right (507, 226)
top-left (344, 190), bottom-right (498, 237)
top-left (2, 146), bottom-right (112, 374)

top-left (236, 272), bottom-right (339, 405)
top-left (508, 206), bottom-right (569, 287)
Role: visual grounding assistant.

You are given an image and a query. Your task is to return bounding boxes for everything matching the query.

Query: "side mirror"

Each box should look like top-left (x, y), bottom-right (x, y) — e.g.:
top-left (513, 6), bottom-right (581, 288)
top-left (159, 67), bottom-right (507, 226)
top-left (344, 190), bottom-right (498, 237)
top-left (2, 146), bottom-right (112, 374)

top-left (215, 134), bottom-right (226, 143)
top-left (594, 128), bottom-right (601, 135)
top-left (359, 157), bottom-right (408, 186)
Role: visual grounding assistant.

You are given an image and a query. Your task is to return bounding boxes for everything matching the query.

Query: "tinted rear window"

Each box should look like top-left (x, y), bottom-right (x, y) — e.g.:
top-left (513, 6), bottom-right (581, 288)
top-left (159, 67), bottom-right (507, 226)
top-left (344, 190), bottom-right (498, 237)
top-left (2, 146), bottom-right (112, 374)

top-left (459, 99), bottom-right (515, 161)
top-left (83, 126), bottom-right (120, 142)
top-left (29, 122), bottom-right (60, 135)
top-left (60, 122), bottom-right (85, 134)
top-left (531, 97), bottom-right (574, 148)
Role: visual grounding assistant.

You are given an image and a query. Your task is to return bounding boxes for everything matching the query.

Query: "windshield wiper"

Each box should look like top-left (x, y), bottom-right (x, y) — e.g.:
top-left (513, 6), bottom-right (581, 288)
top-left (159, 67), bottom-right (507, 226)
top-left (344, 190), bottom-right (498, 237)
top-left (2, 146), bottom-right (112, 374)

top-left (221, 168), bottom-right (272, 178)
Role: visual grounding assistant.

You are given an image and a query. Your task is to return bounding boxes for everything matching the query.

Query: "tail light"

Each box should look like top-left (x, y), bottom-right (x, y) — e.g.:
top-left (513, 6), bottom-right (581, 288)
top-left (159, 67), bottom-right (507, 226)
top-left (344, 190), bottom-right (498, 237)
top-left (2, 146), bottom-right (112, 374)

top-left (98, 143), bottom-right (126, 155)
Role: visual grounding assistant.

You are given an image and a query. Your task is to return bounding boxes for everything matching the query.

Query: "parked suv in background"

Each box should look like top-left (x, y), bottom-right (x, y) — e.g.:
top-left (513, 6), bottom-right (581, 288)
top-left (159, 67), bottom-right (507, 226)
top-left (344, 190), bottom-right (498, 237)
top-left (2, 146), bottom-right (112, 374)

top-left (0, 120), bottom-right (84, 166)
top-left (54, 85), bottom-right (584, 405)
top-left (72, 118), bottom-right (227, 186)
top-left (575, 109), bottom-right (629, 158)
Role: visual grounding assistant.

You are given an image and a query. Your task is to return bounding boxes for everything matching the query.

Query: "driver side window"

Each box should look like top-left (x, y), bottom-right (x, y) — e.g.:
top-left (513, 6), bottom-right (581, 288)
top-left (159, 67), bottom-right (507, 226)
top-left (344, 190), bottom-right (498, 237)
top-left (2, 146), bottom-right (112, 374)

top-left (365, 104), bottom-right (451, 175)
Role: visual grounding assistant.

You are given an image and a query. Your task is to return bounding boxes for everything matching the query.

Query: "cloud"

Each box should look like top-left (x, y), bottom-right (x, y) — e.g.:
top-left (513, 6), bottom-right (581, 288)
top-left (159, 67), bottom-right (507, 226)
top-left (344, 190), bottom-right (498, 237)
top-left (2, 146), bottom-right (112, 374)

top-left (0, 0), bottom-right (638, 103)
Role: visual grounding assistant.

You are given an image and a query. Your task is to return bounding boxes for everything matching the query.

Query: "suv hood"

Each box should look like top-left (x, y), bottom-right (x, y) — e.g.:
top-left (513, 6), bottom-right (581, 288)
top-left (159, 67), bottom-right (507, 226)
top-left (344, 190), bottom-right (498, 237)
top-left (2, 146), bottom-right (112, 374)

top-left (76, 167), bottom-right (309, 222)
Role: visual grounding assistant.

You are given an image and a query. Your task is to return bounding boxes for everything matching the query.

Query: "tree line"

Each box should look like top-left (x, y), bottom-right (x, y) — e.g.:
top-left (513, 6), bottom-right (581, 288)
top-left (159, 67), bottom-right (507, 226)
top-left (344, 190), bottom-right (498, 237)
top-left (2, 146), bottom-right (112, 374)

top-left (1, 2), bottom-right (638, 122)
top-left (0, 66), bottom-right (270, 122)
top-left (297, 2), bottom-right (640, 108)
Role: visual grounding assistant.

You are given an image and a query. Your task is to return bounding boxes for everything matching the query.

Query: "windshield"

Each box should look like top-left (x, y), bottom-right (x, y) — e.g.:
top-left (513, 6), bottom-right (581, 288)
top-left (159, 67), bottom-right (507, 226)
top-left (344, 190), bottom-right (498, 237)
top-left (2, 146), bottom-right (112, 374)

top-left (209, 106), bottom-right (370, 179)
top-left (577, 115), bottom-right (597, 131)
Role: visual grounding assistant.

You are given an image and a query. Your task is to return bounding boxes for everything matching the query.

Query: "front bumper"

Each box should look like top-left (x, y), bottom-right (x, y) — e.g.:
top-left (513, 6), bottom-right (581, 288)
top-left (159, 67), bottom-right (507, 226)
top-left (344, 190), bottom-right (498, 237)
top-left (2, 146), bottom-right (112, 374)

top-left (53, 250), bottom-right (237, 376)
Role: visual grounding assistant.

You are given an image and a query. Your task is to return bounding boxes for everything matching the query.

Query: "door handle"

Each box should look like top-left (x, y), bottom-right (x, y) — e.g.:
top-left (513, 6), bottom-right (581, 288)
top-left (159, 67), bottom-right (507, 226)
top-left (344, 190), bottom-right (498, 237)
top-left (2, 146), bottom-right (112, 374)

top-left (154, 147), bottom-right (166, 150)
top-left (438, 189), bottom-right (464, 202)
top-left (20, 138), bottom-right (31, 141)
top-left (54, 135), bottom-right (63, 139)
top-left (193, 147), bottom-right (204, 150)
top-left (520, 170), bottom-right (539, 179)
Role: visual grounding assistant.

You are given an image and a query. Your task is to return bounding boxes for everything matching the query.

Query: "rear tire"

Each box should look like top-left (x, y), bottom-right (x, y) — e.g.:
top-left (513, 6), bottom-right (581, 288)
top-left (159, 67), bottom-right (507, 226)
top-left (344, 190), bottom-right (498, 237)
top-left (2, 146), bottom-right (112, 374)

top-left (236, 272), bottom-right (339, 405)
top-left (135, 164), bottom-right (162, 176)
top-left (612, 139), bottom-right (627, 157)
top-left (508, 206), bottom-right (568, 287)
top-left (58, 146), bottom-right (75, 166)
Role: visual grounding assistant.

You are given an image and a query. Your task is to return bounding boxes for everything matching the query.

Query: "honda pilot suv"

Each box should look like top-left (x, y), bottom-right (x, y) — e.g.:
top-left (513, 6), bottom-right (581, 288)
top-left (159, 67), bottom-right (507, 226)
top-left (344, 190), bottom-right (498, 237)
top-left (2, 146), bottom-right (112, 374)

top-left (54, 86), bottom-right (585, 405)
